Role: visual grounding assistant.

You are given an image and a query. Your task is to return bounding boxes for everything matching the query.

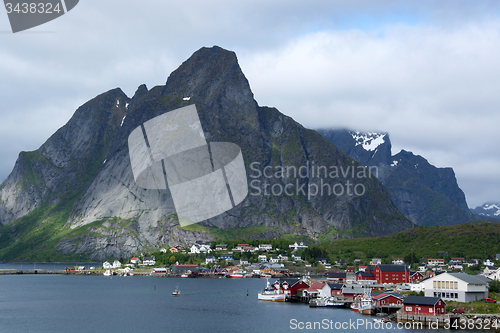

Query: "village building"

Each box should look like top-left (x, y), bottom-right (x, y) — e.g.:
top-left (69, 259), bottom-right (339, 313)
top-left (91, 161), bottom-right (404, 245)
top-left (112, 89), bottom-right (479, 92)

top-left (169, 264), bottom-right (199, 274)
top-left (423, 272), bottom-right (491, 302)
top-left (289, 242), bottom-right (308, 250)
top-left (372, 292), bottom-right (404, 308)
top-left (258, 254), bottom-right (267, 262)
top-left (142, 257), bottom-right (156, 266)
top-left (327, 283), bottom-right (343, 297)
top-left (392, 258), bottom-right (405, 265)
top-left (327, 272), bottom-right (347, 282)
top-left (410, 271), bottom-right (424, 283)
top-left (427, 258), bottom-right (445, 266)
top-left (205, 256), bottom-right (217, 264)
top-left (418, 263), bottom-right (427, 272)
top-left (403, 296), bottom-right (446, 315)
top-left (273, 278), bottom-right (310, 297)
top-left (368, 264), bottom-right (410, 284)
top-left (259, 244), bottom-right (273, 251)
top-left (215, 244), bottom-right (228, 251)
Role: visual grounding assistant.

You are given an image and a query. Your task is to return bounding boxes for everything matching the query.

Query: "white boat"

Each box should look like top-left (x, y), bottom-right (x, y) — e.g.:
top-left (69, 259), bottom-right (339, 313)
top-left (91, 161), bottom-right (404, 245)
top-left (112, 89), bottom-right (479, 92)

top-left (103, 270), bottom-right (112, 276)
top-left (351, 292), bottom-right (375, 315)
top-left (230, 274), bottom-right (244, 278)
top-left (310, 297), bottom-right (345, 308)
top-left (258, 279), bottom-right (285, 302)
top-left (172, 286), bottom-right (180, 296)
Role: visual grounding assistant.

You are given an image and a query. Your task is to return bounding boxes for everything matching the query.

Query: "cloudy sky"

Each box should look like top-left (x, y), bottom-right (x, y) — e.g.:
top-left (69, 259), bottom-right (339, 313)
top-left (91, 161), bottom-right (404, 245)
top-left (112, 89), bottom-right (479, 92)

top-left (1, 0), bottom-right (499, 208)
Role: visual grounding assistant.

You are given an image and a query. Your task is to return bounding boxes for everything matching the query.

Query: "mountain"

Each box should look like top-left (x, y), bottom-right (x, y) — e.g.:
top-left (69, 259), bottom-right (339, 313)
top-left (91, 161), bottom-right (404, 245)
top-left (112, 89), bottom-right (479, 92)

top-left (318, 129), bottom-right (472, 227)
top-left (471, 203), bottom-right (500, 222)
top-left (0, 46), bottom-right (413, 261)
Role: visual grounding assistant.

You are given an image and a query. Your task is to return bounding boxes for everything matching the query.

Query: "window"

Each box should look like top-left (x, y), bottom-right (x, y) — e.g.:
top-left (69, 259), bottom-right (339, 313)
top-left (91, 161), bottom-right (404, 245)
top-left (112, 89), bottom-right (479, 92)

top-left (429, 308), bottom-right (433, 313)
top-left (437, 281), bottom-right (441, 289)
top-left (406, 306), bottom-right (412, 311)
top-left (433, 281), bottom-right (437, 288)
top-left (446, 281), bottom-right (449, 289)
top-left (455, 293), bottom-right (458, 298)
top-left (454, 281), bottom-right (458, 289)
top-left (434, 292), bottom-right (437, 297)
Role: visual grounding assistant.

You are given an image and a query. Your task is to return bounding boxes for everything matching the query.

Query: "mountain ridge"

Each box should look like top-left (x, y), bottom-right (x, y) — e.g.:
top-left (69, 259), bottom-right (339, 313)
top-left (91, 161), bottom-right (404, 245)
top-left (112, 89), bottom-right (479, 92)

top-left (0, 46), bottom-right (413, 261)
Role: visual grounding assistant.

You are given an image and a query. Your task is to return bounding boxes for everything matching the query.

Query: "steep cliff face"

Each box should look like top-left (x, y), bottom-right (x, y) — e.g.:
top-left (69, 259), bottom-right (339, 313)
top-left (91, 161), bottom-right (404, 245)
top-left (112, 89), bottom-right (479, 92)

top-left (0, 46), bottom-right (413, 261)
top-left (319, 129), bottom-right (472, 226)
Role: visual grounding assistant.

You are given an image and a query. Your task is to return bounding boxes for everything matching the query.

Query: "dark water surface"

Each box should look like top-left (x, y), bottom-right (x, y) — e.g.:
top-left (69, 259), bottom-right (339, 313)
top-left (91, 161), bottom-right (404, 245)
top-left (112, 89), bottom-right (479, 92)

top-left (0, 274), bottom-right (479, 332)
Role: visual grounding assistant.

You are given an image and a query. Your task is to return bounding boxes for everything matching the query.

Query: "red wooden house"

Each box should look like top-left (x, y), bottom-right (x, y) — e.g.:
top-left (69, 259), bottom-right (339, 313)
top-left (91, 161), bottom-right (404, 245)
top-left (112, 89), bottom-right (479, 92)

top-left (403, 296), bottom-right (446, 316)
top-left (327, 283), bottom-right (343, 297)
top-left (373, 264), bottom-right (410, 284)
top-left (410, 271), bottom-right (424, 283)
top-left (356, 268), bottom-right (377, 281)
top-left (372, 292), bottom-right (404, 307)
top-left (273, 278), bottom-right (310, 296)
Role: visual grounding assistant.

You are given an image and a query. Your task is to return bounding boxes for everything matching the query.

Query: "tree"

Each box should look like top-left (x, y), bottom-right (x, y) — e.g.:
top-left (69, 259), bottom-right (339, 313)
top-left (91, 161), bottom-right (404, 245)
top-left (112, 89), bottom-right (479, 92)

top-left (169, 256), bottom-right (176, 264)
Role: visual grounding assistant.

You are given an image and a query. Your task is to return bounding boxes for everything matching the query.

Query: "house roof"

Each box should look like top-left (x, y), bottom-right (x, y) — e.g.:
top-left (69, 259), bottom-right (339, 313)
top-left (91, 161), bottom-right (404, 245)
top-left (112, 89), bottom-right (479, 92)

top-left (328, 272), bottom-right (346, 278)
top-left (310, 282), bottom-right (327, 289)
top-left (327, 283), bottom-right (344, 290)
top-left (404, 296), bottom-right (442, 306)
top-left (276, 278), bottom-right (305, 287)
top-left (447, 272), bottom-right (491, 285)
top-left (356, 272), bottom-right (375, 277)
top-left (372, 292), bottom-right (403, 300)
top-left (342, 285), bottom-right (366, 294)
top-left (377, 264), bottom-right (409, 272)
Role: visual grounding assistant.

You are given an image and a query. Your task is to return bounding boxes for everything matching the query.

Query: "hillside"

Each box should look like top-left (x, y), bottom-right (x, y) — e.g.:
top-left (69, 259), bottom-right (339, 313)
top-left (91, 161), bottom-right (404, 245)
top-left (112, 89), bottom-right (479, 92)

top-left (324, 221), bottom-right (500, 264)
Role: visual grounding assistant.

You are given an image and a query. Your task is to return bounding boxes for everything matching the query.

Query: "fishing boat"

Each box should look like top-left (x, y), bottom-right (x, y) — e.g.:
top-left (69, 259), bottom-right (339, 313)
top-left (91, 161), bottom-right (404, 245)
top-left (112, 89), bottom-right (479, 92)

top-left (310, 297), bottom-right (345, 308)
top-left (172, 286), bottom-right (180, 296)
top-left (257, 279), bottom-right (285, 302)
top-left (230, 273), bottom-right (244, 278)
top-left (351, 292), bottom-right (375, 315)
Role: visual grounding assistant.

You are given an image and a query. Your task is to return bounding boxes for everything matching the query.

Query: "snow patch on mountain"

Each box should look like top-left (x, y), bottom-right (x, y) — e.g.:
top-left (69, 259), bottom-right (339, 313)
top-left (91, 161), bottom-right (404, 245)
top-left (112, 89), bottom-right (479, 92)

top-left (350, 131), bottom-right (386, 152)
top-left (472, 203), bottom-right (500, 217)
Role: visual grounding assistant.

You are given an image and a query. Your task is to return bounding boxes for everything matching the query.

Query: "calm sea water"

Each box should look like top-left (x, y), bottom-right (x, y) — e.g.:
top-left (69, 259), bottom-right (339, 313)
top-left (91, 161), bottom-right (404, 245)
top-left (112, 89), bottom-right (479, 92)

top-left (0, 274), bottom-right (482, 333)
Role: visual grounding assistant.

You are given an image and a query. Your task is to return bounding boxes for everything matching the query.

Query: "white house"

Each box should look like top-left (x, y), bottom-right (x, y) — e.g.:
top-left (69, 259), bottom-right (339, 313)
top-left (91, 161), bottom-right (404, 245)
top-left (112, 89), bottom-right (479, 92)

top-left (289, 242), bottom-right (308, 250)
top-left (269, 257), bottom-right (280, 263)
top-left (143, 256), bottom-right (156, 266)
top-left (292, 254), bottom-right (302, 262)
top-left (418, 263), bottom-right (427, 273)
top-left (205, 256), bottom-right (217, 265)
top-left (427, 259), bottom-right (445, 266)
top-left (484, 259), bottom-right (495, 267)
top-left (112, 260), bottom-right (122, 269)
top-left (103, 261), bottom-right (112, 269)
top-left (410, 282), bottom-right (425, 293)
top-left (189, 244), bottom-right (212, 254)
top-left (258, 255), bottom-right (268, 262)
top-left (392, 258), bottom-right (405, 265)
top-left (259, 244), bottom-right (272, 251)
top-left (424, 272), bottom-right (491, 302)
top-left (489, 268), bottom-right (500, 281)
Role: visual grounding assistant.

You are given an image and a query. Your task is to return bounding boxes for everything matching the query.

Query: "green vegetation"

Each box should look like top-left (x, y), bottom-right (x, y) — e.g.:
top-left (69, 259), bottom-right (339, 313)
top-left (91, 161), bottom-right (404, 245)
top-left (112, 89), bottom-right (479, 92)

top-left (445, 293), bottom-right (500, 314)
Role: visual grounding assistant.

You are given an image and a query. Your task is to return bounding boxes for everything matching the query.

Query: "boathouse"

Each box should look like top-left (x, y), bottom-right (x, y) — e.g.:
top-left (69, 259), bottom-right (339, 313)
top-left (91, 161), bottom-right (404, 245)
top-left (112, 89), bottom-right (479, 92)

top-left (402, 296), bottom-right (446, 316)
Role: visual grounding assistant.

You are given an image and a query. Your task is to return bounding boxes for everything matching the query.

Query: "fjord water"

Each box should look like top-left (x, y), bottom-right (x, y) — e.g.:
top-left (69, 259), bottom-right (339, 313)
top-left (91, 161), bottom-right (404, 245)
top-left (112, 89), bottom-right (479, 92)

top-left (0, 275), bottom-right (478, 333)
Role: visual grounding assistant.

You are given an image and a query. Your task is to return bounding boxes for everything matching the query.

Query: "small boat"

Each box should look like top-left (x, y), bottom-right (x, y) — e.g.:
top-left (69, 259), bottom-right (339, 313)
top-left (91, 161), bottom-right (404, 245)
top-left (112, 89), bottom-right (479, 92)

top-left (310, 297), bottom-right (345, 308)
top-left (172, 287), bottom-right (180, 296)
top-left (260, 274), bottom-right (272, 278)
top-left (258, 279), bottom-right (285, 302)
top-left (230, 274), bottom-right (244, 278)
top-left (181, 274), bottom-right (189, 278)
top-left (103, 270), bottom-right (112, 276)
top-left (373, 318), bottom-right (390, 323)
